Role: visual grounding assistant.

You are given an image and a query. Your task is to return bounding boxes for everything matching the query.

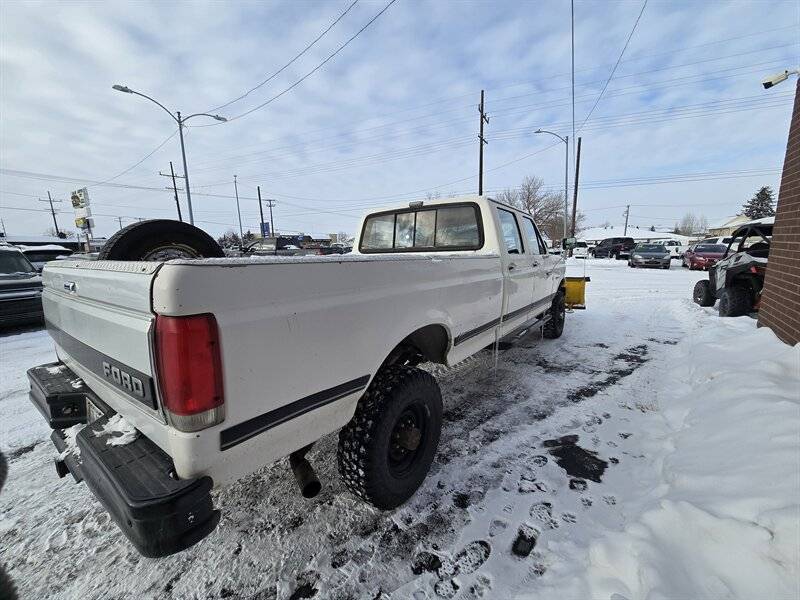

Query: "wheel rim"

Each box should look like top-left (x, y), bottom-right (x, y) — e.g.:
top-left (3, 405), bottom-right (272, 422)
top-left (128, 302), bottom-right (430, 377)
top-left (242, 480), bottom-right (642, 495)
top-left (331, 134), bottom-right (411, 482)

top-left (141, 243), bottom-right (202, 261)
top-left (388, 403), bottom-right (427, 477)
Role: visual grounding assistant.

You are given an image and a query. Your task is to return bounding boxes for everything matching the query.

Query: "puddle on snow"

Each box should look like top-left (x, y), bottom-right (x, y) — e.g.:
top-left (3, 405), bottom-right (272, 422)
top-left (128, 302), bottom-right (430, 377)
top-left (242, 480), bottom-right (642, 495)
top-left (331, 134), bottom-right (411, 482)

top-left (542, 435), bottom-right (608, 483)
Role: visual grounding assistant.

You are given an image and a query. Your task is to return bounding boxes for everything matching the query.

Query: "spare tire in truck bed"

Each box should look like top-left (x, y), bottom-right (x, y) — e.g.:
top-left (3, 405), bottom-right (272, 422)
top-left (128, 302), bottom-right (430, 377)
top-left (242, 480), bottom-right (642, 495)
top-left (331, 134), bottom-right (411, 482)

top-left (98, 220), bottom-right (224, 261)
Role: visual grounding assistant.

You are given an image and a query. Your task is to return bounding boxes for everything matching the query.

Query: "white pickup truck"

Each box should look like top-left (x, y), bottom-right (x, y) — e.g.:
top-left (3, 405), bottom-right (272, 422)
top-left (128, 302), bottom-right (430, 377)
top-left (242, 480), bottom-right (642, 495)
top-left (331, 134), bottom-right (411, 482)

top-left (28, 195), bottom-right (566, 556)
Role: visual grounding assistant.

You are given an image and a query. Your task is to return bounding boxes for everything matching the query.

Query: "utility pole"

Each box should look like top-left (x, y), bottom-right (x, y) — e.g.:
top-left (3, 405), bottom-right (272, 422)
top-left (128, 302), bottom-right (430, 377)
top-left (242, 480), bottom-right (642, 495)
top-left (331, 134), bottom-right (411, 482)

top-left (39, 192), bottom-right (62, 236)
top-left (268, 198), bottom-right (276, 237)
top-left (257, 186), bottom-right (266, 237)
top-left (478, 90), bottom-right (489, 195)
top-left (0, 218), bottom-right (6, 238)
top-left (563, 135), bottom-right (569, 239)
top-left (233, 175), bottom-right (244, 243)
top-left (117, 217), bottom-right (124, 230)
top-left (623, 205), bottom-right (631, 236)
top-left (571, 137), bottom-right (582, 237)
top-left (159, 161), bottom-right (184, 221)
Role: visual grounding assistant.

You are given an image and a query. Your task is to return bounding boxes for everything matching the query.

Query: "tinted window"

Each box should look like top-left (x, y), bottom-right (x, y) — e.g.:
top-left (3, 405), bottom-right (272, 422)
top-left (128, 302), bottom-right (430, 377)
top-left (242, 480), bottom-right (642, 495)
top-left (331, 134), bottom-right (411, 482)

top-left (498, 209), bottom-right (523, 254)
top-left (361, 214), bottom-right (395, 250)
top-left (415, 210), bottom-right (436, 247)
top-left (520, 217), bottom-right (546, 254)
top-left (575, 241), bottom-right (587, 248)
top-left (0, 251), bottom-right (36, 274)
top-left (634, 244), bottom-right (666, 252)
top-left (23, 251), bottom-right (67, 263)
top-left (360, 204), bottom-right (482, 252)
top-left (695, 244), bottom-right (726, 253)
top-left (436, 206), bottom-right (480, 247)
top-left (395, 212), bottom-right (415, 248)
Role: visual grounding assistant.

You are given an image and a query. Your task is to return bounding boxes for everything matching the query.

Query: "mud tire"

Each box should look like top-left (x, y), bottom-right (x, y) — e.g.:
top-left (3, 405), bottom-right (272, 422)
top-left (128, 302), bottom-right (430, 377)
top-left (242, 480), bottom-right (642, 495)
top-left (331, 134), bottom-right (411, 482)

top-left (337, 366), bottom-right (442, 510)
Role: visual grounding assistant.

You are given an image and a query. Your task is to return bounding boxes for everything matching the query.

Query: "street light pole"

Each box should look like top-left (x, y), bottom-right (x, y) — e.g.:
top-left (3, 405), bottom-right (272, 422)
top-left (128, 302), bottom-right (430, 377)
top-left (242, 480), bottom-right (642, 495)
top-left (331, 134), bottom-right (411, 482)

top-left (233, 174), bottom-right (244, 243)
top-left (176, 111), bottom-right (195, 225)
top-left (112, 85), bottom-right (227, 227)
top-left (534, 129), bottom-right (569, 239)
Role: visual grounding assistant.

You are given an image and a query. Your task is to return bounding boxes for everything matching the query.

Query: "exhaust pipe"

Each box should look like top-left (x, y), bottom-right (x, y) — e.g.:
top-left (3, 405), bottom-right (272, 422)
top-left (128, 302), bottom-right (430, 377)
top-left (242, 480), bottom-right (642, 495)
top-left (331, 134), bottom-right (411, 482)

top-left (289, 444), bottom-right (321, 499)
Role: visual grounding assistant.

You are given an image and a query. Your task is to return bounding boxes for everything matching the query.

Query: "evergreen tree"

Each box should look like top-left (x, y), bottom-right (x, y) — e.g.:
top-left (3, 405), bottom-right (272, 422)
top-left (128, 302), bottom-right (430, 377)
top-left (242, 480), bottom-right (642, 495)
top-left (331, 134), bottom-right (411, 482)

top-left (741, 186), bottom-right (776, 219)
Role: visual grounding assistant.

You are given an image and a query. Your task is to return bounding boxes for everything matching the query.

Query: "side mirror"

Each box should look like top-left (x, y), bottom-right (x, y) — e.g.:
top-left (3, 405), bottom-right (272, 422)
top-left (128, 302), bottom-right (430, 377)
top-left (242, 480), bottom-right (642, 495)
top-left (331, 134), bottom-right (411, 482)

top-left (562, 237), bottom-right (576, 250)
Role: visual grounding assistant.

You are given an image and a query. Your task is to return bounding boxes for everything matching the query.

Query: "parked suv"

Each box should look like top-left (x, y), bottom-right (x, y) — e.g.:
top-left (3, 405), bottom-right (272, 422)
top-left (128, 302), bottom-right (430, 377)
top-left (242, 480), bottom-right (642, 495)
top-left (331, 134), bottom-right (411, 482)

top-left (590, 237), bottom-right (635, 259)
top-left (0, 245), bottom-right (43, 326)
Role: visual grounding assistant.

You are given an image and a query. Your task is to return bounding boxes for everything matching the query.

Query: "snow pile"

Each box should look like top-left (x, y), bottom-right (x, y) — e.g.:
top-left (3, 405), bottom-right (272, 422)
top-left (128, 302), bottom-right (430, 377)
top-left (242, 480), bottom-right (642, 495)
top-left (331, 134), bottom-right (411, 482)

top-left (92, 414), bottom-right (139, 446)
top-left (56, 424), bottom-right (85, 460)
top-left (580, 320), bottom-right (799, 599)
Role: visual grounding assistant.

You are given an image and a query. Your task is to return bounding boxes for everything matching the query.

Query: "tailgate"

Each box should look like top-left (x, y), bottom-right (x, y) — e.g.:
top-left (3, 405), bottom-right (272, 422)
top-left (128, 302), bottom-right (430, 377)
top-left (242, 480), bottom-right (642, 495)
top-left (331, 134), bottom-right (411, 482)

top-left (42, 260), bottom-right (164, 422)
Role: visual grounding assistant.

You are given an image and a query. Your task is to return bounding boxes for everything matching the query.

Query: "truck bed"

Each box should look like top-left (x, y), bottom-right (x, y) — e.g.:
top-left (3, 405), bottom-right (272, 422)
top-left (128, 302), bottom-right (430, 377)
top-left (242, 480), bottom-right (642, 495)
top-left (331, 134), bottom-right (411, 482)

top-left (42, 252), bottom-right (505, 485)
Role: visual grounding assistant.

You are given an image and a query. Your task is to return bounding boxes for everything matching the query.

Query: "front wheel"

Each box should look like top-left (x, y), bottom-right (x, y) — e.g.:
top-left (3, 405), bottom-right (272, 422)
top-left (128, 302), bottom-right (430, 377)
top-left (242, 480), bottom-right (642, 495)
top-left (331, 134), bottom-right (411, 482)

top-left (337, 366), bottom-right (442, 510)
top-left (693, 280), bottom-right (715, 307)
top-left (543, 289), bottom-right (566, 339)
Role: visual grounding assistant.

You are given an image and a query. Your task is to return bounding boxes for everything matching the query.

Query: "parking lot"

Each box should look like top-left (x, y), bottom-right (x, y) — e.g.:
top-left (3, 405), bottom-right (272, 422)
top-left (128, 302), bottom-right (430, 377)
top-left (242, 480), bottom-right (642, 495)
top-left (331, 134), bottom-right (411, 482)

top-left (2, 259), bottom-right (796, 600)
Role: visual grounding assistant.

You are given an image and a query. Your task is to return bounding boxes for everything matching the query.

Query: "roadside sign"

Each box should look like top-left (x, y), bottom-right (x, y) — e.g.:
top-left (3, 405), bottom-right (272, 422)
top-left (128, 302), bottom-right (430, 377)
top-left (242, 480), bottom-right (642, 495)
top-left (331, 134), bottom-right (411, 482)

top-left (260, 222), bottom-right (270, 237)
top-left (71, 188), bottom-right (93, 231)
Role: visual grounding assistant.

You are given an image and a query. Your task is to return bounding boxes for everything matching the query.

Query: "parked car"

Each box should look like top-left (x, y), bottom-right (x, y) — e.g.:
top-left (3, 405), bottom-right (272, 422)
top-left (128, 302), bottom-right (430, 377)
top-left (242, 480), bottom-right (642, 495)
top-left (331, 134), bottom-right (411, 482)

top-left (693, 223), bottom-right (772, 317)
top-left (656, 239), bottom-right (686, 259)
top-left (320, 243), bottom-right (352, 255)
top-left (0, 245), bottom-right (43, 327)
top-left (699, 236), bottom-right (734, 246)
top-left (683, 243), bottom-right (727, 270)
top-left (590, 237), bottom-right (635, 259)
top-left (17, 244), bottom-right (73, 272)
top-left (571, 240), bottom-right (588, 258)
top-left (628, 243), bottom-right (671, 269)
top-left (27, 195), bottom-right (567, 557)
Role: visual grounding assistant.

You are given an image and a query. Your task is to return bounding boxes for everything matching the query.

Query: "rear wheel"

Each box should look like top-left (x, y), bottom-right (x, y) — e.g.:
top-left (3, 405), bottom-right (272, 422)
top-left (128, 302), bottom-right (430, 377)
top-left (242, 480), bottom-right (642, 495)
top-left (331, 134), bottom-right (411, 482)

top-left (542, 290), bottom-right (566, 339)
top-left (98, 220), bottom-right (224, 261)
top-left (338, 366), bottom-right (442, 510)
top-left (693, 280), bottom-right (715, 307)
top-left (718, 285), bottom-right (752, 317)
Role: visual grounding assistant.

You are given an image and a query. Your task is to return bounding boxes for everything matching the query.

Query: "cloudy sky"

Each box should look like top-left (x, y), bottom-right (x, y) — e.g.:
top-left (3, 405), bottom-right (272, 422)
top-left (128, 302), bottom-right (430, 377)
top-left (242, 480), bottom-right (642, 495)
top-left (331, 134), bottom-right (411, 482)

top-left (1, 0), bottom-right (798, 240)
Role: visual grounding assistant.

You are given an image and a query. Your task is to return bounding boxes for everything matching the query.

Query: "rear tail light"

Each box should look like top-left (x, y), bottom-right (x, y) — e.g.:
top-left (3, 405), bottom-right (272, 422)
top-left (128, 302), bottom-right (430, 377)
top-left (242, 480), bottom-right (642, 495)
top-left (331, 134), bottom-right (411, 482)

top-left (155, 314), bottom-right (224, 432)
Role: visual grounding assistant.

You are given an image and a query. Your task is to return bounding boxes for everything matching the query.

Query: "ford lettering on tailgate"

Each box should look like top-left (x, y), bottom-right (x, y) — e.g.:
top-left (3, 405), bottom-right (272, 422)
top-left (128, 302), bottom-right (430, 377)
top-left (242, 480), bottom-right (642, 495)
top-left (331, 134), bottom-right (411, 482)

top-left (46, 321), bottom-right (158, 410)
top-left (102, 361), bottom-right (145, 398)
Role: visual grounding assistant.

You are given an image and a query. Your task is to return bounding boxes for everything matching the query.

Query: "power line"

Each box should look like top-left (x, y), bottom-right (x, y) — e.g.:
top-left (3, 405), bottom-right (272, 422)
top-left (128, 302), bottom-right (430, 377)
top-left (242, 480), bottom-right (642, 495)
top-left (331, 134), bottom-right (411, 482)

top-left (577, 0), bottom-right (648, 132)
top-left (206, 0), bottom-right (359, 113)
top-left (87, 130), bottom-right (178, 188)
top-left (200, 0), bottom-right (398, 125)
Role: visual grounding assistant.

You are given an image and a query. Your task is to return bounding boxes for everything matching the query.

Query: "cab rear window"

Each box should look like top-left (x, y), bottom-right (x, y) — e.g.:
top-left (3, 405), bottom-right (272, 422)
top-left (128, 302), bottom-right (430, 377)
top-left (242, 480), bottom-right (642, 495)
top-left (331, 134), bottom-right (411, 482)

top-left (360, 204), bottom-right (483, 252)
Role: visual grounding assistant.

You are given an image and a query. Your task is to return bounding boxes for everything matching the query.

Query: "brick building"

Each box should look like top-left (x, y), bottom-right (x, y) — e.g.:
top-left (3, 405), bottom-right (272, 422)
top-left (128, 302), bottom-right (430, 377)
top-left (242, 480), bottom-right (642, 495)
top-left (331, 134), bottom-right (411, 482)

top-left (758, 80), bottom-right (800, 345)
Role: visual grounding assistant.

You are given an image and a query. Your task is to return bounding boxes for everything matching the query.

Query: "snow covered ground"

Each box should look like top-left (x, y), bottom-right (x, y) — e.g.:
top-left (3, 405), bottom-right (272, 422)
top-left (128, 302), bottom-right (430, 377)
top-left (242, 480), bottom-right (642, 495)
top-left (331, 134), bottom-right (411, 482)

top-left (1, 259), bottom-right (798, 600)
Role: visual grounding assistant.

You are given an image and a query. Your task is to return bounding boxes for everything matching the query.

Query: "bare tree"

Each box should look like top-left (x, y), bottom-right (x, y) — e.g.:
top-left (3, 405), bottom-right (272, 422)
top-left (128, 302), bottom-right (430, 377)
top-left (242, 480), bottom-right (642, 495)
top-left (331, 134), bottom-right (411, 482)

top-left (425, 190), bottom-right (441, 201)
top-left (674, 212), bottom-right (707, 236)
top-left (336, 231), bottom-right (354, 245)
top-left (496, 176), bottom-right (566, 240)
top-left (43, 227), bottom-right (75, 239)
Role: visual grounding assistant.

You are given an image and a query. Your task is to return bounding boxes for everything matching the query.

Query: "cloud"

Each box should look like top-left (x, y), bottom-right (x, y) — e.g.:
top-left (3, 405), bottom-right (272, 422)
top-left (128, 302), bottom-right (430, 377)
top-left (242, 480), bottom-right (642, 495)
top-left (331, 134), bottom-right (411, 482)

top-left (1, 0), bottom-right (796, 238)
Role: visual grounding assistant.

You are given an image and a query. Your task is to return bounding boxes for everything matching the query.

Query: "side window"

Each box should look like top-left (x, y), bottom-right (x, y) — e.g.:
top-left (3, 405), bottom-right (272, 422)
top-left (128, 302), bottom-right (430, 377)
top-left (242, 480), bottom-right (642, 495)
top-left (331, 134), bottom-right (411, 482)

top-left (521, 217), bottom-right (547, 255)
top-left (497, 209), bottom-right (524, 254)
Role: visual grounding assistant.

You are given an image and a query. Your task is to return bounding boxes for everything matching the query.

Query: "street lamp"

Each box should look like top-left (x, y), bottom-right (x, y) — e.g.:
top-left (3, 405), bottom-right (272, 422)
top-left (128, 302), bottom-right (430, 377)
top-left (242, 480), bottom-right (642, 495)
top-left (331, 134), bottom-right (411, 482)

top-left (112, 84), bottom-right (227, 225)
top-left (534, 129), bottom-right (569, 239)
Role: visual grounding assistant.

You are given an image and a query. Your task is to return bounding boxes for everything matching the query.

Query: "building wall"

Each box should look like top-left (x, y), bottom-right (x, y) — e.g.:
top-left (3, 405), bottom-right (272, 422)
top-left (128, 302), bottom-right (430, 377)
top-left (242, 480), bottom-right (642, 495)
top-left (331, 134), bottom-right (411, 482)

top-left (758, 80), bottom-right (800, 345)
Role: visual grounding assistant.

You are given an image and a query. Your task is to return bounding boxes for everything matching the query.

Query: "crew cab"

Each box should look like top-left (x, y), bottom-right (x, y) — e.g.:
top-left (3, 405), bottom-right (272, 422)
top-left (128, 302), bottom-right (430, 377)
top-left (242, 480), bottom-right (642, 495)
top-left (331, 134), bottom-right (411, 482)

top-left (27, 196), bottom-right (566, 557)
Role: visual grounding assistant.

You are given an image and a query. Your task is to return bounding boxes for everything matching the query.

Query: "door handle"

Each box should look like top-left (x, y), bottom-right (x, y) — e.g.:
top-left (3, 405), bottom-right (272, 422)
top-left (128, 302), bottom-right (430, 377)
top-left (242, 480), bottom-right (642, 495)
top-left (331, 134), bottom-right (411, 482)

top-left (508, 262), bottom-right (517, 271)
